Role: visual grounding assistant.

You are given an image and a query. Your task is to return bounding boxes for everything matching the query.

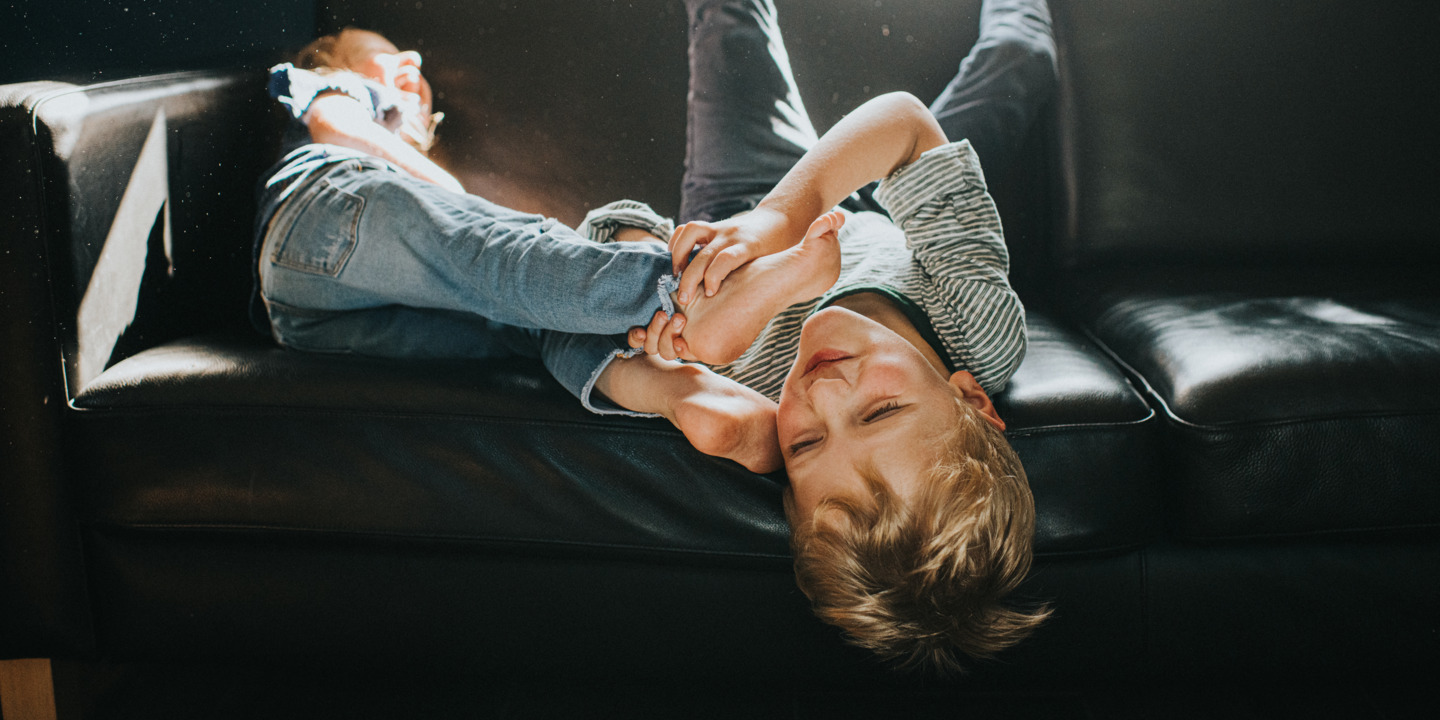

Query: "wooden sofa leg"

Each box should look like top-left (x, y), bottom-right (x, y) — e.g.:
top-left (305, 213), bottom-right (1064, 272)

top-left (0, 658), bottom-right (57, 720)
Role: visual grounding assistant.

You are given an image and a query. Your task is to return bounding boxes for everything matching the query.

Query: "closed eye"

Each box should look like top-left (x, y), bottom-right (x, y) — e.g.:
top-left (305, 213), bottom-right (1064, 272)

top-left (863, 402), bottom-right (904, 422)
top-left (789, 403), bottom-right (904, 457)
top-left (787, 437), bottom-right (821, 457)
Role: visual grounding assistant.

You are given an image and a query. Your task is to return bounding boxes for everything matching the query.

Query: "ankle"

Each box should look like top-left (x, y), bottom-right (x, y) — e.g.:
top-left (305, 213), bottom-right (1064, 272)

top-left (595, 354), bottom-right (701, 418)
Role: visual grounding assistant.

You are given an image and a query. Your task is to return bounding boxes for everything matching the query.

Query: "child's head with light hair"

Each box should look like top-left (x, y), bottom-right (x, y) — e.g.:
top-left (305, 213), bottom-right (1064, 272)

top-left (778, 305), bottom-right (1048, 671)
top-left (292, 29), bottom-right (439, 151)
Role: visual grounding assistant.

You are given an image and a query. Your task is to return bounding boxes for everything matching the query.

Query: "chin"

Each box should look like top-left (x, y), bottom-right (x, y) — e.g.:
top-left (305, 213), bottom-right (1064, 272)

top-left (802, 305), bottom-right (853, 327)
top-left (797, 306), bottom-right (855, 347)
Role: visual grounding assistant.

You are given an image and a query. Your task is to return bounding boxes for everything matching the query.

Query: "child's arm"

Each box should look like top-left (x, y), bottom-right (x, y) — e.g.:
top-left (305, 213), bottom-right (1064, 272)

top-left (594, 353), bottom-right (783, 473)
top-left (670, 91), bottom-right (947, 304)
top-left (305, 92), bottom-right (465, 193)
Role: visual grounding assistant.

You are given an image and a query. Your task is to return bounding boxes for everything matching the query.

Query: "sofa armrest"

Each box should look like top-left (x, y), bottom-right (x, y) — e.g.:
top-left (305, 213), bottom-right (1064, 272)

top-left (2, 69), bottom-right (270, 658)
top-left (0, 81), bottom-right (94, 659)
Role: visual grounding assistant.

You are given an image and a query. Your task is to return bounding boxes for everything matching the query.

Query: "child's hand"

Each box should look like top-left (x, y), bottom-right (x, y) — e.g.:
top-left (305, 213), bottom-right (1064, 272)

top-left (668, 207), bottom-right (790, 305)
top-left (635, 210), bottom-right (844, 366)
top-left (671, 210), bottom-right (844, 307)
top-left (397, 105), bottom-right (442, 153)
top-left (628, 310), bottom-right (695, 362)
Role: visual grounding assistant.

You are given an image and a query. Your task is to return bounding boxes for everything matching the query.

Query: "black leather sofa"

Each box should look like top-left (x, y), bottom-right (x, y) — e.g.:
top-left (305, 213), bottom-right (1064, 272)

top-left (3, 0), bottom-right (1437, 691)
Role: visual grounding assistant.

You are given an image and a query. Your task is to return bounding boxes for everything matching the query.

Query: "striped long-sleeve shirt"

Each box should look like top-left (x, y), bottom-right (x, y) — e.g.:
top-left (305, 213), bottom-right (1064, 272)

top-left (710, 139), bottom-right (1026, 399)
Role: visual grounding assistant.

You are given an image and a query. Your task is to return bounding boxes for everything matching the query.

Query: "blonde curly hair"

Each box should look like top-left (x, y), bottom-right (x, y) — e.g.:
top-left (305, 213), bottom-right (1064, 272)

top-left (785, 398), bottom-right (1050, 673)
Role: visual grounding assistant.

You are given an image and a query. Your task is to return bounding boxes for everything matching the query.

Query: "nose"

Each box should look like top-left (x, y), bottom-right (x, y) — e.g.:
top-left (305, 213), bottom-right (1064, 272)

top-left (395, 50), bottom-right (423, 69)
top-left (802, 374), bottom-right (854, 417)
top-left (802, 358), bottom-right (853, 390)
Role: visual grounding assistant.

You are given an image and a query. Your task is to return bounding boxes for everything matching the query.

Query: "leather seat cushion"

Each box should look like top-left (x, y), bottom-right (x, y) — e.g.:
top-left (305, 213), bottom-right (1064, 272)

top-left (73, 311), bottom-right (1160, 557)
top-left (1075, 267), bottom-right (1440, 540)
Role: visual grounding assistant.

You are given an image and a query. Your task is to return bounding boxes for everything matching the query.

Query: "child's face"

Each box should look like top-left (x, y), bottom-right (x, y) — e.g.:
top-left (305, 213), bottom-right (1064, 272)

top-left (336, 30), bottom-right (433, 115)
top-left (776, 306), bottom-right (1004, 522)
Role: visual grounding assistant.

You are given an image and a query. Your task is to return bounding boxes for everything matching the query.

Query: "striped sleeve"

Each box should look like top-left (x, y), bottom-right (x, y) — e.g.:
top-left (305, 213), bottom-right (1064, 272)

top-left (577, 200), bottom-right (677, 245)
top-left (872, 140), bottom-right (1027, 392)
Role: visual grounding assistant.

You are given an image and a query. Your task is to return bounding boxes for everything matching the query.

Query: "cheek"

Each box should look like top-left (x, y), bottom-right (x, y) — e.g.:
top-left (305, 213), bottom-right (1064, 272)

top-left (775, 398), bottom-right (803, 444)
top-left (860, 361), bottom-right (913, 395)
top-left (783, 466), bottom-right (822, 520)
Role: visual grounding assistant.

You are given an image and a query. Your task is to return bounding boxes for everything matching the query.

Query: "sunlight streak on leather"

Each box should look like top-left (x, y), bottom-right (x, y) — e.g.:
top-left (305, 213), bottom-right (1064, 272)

top-left (76, 109), bottom-right (170, 387)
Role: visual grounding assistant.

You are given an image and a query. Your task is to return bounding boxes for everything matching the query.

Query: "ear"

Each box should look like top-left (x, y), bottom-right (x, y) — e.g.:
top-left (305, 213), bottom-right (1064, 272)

top-left (948, 370), bottom-right (1006, 431)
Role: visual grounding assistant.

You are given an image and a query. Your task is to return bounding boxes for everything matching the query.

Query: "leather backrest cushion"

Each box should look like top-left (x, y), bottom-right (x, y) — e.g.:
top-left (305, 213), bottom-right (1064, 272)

top-left (25, 71), bottom-right (278, 396)
top-left (1053, 0), bottom-right (1440, 268)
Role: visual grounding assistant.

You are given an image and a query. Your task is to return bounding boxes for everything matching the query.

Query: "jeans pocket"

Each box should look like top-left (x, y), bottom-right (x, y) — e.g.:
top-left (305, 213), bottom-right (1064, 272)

top-left (271, 178), bottom-right (364, 276)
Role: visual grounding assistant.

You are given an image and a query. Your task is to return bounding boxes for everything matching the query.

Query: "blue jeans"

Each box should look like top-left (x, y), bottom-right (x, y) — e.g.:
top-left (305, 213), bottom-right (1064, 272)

top-left (259, 157), bottom-right (677, 414)
top-left (679, 0), bottom-right (1056, 222)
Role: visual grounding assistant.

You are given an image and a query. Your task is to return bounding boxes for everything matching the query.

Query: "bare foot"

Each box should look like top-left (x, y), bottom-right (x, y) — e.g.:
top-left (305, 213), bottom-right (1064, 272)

top-left (671, 378), bottom-right (783, 474)
top-left (677, 231), bottom-right (841, 365)
top-left (595, 355), bottom-right (782, 473)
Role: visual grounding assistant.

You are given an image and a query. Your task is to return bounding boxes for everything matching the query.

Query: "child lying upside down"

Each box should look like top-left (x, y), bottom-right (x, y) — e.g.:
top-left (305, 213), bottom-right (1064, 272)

top-left (254, 0), bottom-right (1056, 671)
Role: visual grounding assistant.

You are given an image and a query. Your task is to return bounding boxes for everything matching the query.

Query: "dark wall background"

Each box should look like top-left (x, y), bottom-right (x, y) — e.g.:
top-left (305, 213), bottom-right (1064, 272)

top-left (306, 0), bottom-right (991, 226)
top-left (3, 0), bottom-right (316, 84)
top-left (5, 0), bottom-right (1036, 249)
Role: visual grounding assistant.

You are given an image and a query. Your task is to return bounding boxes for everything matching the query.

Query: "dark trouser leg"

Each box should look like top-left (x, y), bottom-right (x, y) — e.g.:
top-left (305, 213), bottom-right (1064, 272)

top-left (929, 0), bottom-right (1057, 179)
top-left (679, 0), bottom-right (818, 223)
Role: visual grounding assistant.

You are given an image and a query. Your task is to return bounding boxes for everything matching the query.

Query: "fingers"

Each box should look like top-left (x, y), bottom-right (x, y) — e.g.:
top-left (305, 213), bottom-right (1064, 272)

top-left (668, 222), bottom-right (716, 276)
top-left (677, 252), bottom-right (710, 307)
top-left (644, 311), bottom-right (670, 357)
top-left (656, 313), bottom-right (685, 360)
top-left (629, 310), bottom-right (694, 361)
top-left (677, 233), bottom-right (746, 304)
top-left (702, 246), bottom-right (748, 298)
top-left (629, 310), bottom-right (670, 350)
top-left (630, 310), bottom-right (687, 360)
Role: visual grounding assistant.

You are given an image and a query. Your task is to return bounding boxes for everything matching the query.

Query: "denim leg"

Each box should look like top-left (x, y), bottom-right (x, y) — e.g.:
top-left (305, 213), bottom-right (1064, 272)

top-left (263, 299), bottom-right (547, 360)
top-left (679, 0), bottom-right (819, 223)
top-left (264, 294), bottom-right (650, 417)
top-left (538, 330), bottom-right (661, 418)
top-left (929, 0), bottom-right (1057, 178)
top-left (260, 161), bottom-right (679, 357)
